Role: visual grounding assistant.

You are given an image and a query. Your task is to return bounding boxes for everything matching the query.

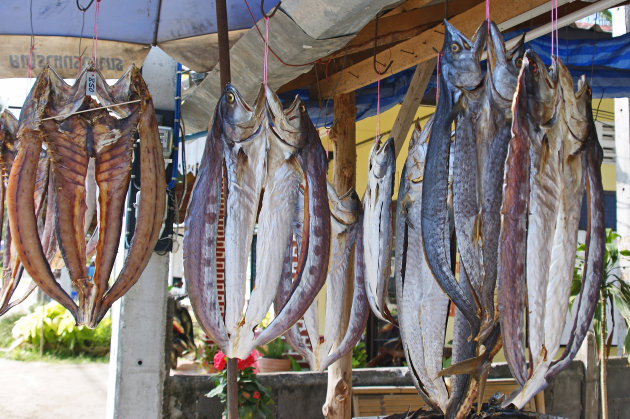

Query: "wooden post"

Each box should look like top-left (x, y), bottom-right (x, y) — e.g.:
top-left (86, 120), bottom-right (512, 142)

top-left (323, 92), bottom-right (356, 419)
top-left (390, 59), bottom-right (436, 157)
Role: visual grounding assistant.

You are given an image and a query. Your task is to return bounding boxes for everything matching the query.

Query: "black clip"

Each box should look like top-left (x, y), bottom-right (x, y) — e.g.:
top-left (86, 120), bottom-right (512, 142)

top-left (261, 0), bottom-right (281, 18)
top-left (373, 13), bottom-right (393, 74)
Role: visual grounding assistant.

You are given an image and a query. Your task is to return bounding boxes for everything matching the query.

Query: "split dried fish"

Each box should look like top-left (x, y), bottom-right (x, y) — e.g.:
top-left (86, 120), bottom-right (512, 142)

top-left (7, 62), bottom-right (166, 327)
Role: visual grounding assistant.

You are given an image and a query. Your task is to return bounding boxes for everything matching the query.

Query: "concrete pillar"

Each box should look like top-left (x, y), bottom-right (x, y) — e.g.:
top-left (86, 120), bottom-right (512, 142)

top-left (613, 6), bottom-right (630, 355)
top-left (105, 46), bottom-right (176, 418)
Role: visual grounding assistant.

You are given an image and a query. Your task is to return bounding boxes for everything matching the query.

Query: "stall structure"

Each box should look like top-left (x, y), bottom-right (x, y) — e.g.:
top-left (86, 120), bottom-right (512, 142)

top-left (0, 1), bottom-right (629, 418)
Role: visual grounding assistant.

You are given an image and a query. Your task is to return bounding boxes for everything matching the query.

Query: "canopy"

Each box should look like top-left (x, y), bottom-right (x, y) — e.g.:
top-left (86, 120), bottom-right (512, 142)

top-left (0, 0), bottom-right (279, 78)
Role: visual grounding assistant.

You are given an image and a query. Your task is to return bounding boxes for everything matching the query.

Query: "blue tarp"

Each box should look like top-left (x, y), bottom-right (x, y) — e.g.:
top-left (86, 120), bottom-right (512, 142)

top-left (282, 30), bottom-right (630, 128)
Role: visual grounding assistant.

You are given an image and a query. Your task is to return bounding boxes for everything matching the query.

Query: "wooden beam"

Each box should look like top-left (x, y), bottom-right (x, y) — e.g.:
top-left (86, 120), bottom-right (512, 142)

top-left (330, 0), bottom-right (481, 60)
top-left (318, 0), bottom-right (551, 98)
top-left (323, 92), bottom-right (356, 419)
top-left (391, 58), bottom-right (436, 157)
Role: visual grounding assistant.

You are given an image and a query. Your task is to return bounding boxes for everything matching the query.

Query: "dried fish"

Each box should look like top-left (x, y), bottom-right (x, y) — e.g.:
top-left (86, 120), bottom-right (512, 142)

top-left (363, 136), bottom-right (395, 323)
top-left (7, 63), bottom-right (166, 327)
top-left (421, 19), bottom-right (487, 335)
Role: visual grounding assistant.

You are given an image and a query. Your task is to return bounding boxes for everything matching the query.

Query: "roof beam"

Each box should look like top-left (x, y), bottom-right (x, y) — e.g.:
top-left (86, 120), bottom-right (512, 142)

top-left (391, 58), bottom-right (436, 157)
top-left (317, 0), bottom-right (553, 99)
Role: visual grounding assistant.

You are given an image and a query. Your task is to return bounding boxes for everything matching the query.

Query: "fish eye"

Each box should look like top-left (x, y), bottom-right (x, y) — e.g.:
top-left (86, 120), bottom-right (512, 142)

top-left (299, 104), bottom-right (306, 113)
top-left (515, 58), bottom-right (523, 68)
top-left (530, 61), bottom-right (538, 74)
top-left (226, 92), bottom-right (235, 104)
top-left (450, 43), bottom-right (461, 54)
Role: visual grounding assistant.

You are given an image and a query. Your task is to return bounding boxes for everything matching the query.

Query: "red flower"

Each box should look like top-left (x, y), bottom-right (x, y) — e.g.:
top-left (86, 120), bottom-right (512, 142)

top-left (237, 349), bottom-right (260, 371)
top-left (213, 351), bottom-right (226, 371)
top-left (253, 391), bottom-right (260, 400)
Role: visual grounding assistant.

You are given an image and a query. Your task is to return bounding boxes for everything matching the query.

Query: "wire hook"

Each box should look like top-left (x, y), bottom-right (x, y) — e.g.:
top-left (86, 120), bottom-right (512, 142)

top-left (373, 13), bottom-right (393, 74)
top-left (261, 0), bottom-right (281, 18)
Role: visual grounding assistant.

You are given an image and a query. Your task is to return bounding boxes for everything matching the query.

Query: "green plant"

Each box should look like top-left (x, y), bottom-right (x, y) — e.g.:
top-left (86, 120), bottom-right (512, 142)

top-left (200, 339), bottom-right (220, 372)
top-left (571, 228), bottom-right (630, 419)
top-left (0, 312), bottom-right (22, 347)
top-left (11, 301), bottom-right (111, 356)
top-left (352, 341), bottom-right (368, 368)
top-left (257, 338), bottom-right (289, 359)
top-left (207, 351), bottom-right (274, 419)
top-left (571, 229), bottom-right (630, 358)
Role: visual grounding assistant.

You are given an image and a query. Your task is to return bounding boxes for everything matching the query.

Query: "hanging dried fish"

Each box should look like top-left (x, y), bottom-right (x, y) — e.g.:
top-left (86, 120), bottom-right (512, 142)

top-left (363, 136), bottom-right (395, 323)
top-left (7, 62), bottom-right (166, 327)
top-left (498, 51), bottom-right (604, 409)
top-left (279, 182), bottom-right (363, 371)
top-left (396, 117), bottom-right (450, 412)
top-left (185, 84), bottom-right (330, 360)
top-left (421, 20), bottom-right (487, 336)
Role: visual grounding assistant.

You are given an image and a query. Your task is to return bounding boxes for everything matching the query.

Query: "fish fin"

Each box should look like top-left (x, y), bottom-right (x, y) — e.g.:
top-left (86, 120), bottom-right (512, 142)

top-left (438, 352), bottom-right (484, 378)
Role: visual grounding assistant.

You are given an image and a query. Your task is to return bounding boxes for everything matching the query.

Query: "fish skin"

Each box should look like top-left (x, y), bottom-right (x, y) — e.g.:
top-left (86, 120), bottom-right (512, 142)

top-left (92, 66), bottom-right (166, 326)
top-left (7, 68), bottom-right (80, 319)
top-left (547, 86), bottom-right (604, 381)
top-left (496, 58), bottom-right (531, 386)
top-left (522, 53), bottom-right (561, 369)
top-left (236, 87), bottom-right (304, 356)
top-left (8, 63), bottom-right (166, 327)
top-left (543, 61), bottom-right (588, 367)
top-left (421, 20), bottom-right (487, 334)
top-left (254, 105), bottom-right (331, 350)
top-left (396, 118), bottom-right (450, 413)
top-left (319, 183), bottom-right (360, 370)
top-left (220, 86), bottom-right (267, 342)
top-left (325, 213), bottom-right (368, 370)
top-left (183, 103), bottom-right (230, 351)
top-left (363, 136), bottom-right (395, 323)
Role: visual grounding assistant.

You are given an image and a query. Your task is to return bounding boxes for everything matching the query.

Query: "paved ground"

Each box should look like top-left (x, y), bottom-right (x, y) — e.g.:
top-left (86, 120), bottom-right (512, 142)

top-left (0, 358), bottom-right (108, 419)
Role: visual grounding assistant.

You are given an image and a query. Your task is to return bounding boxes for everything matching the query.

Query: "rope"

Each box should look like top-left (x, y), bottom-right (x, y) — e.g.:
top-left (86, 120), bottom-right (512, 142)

top-left (375, 69), bottom-right (381, 142)
top-left (27, 0), bottom-right (35, 79)
top-left (263, 16), bottom-right (269, 86)
top-left (92, 0), bottom-right (101, 61)
top-left (436, 52), bottom-right (441, 103)
top-left (486, 0), bottom-right (490, 32)
top-left (39, 99), bottom-right (142, 121)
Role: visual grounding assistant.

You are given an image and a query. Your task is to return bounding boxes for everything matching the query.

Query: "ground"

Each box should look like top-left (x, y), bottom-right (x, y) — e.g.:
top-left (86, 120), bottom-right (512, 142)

top-left (0, 358), bottom-right (108, 418)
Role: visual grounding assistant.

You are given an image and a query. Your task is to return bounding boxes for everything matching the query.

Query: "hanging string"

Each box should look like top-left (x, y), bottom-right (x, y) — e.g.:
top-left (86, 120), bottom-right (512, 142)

top-left (263, 16), bottom-right (270, 86)
top-left (550, 0), bottom-right (554, 57)
top-left (555, 0), bottom-right (559, 57)
top-left (376, 70), bottom-right (381, 141)
top-left (76, 0), bottom-right (95, 70)
top-left (92, 0), bottom-right (101, 61)
top-left (486, 0), bottom-right (490, 32)
top-left (27, 0), bottom-right (35, 80)
top-left (436, 52), bottom-right (441, 103)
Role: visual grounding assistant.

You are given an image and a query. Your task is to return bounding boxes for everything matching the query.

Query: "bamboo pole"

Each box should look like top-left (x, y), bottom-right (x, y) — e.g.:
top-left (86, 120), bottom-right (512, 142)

top-left (323, 92), bottom-right (357, 419)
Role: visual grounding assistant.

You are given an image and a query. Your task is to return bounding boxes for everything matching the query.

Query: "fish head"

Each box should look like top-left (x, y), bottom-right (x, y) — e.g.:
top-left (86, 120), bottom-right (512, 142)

top-left (442, 19), bottom-right (487, 91)
top-left (368, 136), bottom-right (395, 180)
top-left (406, 118), bottom-right (431, 187)
top-left (327, 181), bottom-right (361, 225)
top-left (488, 22), bottom-right (524, 101)
top-left (264, 84), bottom-right (307, 150)
top-left (516, 50), bottom-right (558, 129)
top-left (219, 83), bottom-right (264, 145)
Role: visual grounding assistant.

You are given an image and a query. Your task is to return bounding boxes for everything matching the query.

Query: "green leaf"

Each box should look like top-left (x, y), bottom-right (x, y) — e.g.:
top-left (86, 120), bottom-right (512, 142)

top-left (610, 287), bottom-right (630, 323)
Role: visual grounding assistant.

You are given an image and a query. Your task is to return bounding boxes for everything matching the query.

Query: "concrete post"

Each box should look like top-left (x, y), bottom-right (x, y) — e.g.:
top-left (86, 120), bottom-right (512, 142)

top-left (105, 46), bottom-right (176, 418)
top-left (613, 5), bottom-right (630, 356)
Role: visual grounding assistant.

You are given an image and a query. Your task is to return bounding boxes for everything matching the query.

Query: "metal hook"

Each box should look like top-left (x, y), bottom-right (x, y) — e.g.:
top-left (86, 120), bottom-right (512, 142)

top-left (261, 0), bottom-right (281, 18)
top-left (373, 13), bottom-right (393, 75)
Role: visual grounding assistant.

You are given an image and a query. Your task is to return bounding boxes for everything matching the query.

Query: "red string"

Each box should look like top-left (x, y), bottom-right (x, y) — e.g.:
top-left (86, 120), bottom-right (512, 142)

top-left (27, 44), bottom-right (35, 79)
top-left (326, 128), bottom-right (330, 159)
top-left (486, 0), bottom-right (490, 32)
top-left (551, 0), bottom-right (554, 57)
top-left (263, 16), bottom-right (269, 85)
top-left (555, 0), bottom-right (559, 57)
top-left (92, 0), bottom-right (101, 61)
top-left (436, 52), bottom-right (441, 103)
top-left (376, 70), bottom-right (381, 141)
